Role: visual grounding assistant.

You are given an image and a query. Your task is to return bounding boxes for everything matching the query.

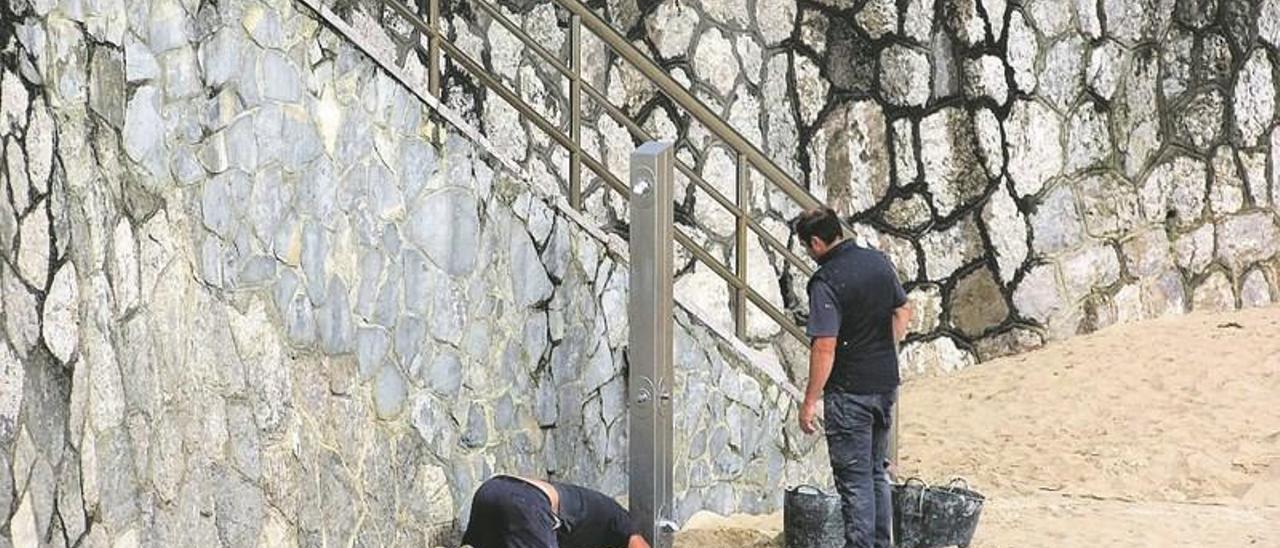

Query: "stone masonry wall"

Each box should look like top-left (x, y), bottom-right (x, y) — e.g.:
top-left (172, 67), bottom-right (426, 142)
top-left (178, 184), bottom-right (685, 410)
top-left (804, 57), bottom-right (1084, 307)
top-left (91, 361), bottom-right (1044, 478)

top-left (346, 0), bottom-right (1280, 378)
top-left (0, 0), bottom-right (829, 546)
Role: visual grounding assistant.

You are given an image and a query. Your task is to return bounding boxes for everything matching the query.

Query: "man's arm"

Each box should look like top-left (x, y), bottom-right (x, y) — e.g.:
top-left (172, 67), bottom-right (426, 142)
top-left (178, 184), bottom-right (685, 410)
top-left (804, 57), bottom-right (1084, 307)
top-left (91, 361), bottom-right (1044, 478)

top-left (892, 302), bottom-right (913, 344)
top-left (800, 336), bottom-right (837, 434)
top-left (628, 534), bottom-right (651, 548)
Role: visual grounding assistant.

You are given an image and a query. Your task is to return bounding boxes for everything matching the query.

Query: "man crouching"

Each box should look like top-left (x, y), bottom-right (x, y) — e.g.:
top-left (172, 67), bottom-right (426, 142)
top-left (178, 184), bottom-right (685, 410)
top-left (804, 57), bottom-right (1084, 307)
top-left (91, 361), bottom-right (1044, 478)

top-left (461, 475), bottom-right (652, 548)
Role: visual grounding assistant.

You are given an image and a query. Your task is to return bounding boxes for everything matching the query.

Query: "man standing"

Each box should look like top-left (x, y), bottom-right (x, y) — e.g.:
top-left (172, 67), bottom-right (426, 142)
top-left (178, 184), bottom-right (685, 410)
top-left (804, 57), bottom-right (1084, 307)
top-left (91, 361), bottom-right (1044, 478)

top-left (793, 208), bottom-right (912, 548)
top-left (461, 475), bottom-right (652, 548)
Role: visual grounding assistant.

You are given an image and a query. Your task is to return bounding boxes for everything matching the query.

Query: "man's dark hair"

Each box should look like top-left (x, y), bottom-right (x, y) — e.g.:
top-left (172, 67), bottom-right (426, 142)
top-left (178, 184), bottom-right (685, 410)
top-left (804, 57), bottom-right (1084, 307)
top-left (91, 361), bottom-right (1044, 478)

top-left (794, 207), bottom-right (843, 246)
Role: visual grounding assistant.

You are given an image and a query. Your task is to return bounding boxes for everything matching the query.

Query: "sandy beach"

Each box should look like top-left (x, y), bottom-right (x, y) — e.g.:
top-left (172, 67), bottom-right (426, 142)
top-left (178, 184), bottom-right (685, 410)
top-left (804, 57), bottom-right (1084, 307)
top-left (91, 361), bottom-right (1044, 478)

top-left (676, 306), bottom-right (1280, 547)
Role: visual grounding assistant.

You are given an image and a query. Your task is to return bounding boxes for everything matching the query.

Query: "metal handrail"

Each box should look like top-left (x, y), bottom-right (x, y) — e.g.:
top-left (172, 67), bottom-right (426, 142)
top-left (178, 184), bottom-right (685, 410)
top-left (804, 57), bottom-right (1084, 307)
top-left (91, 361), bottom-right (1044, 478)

top-left (376, 0), bottom-right (825, 343)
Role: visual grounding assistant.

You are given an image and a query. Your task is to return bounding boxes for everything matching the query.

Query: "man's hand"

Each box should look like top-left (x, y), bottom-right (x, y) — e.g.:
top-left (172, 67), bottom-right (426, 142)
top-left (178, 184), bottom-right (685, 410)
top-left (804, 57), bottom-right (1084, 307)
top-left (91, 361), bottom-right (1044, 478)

top-left (799, 399), bottom-right (819, 434)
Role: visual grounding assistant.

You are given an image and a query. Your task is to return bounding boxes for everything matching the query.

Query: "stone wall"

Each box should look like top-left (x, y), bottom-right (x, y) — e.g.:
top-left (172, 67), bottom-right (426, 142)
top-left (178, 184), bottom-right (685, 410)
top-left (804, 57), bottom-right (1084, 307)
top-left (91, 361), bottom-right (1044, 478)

top-left (349, 0), bottom-right (1280, 376)
top-left (0, 0), bottom-right (829, 546)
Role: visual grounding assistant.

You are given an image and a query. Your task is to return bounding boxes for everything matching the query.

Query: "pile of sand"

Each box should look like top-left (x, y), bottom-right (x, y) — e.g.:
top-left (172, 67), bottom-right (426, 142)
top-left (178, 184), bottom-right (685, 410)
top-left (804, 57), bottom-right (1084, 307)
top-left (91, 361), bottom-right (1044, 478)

top-left (677, 307), bottom-right (1280, 547)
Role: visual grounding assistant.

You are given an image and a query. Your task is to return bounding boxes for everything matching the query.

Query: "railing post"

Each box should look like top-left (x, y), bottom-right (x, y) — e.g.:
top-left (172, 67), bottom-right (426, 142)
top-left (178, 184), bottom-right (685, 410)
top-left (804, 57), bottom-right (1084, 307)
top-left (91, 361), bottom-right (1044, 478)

top-left (427, 0), bottom-right (441, 99)
top-left (629, 141), bottom-right (675, 548)
top-left (569, 15), bottom-right (583, 210)
top-left (734, 153), bottom-right (749, 340)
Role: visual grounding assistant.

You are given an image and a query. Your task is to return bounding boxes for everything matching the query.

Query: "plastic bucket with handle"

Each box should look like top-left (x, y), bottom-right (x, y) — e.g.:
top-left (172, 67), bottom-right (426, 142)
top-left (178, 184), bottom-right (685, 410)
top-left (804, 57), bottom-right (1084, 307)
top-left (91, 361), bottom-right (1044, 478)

top-left (891, 477), bottom-right (985, 548)
top-left (783, 484), bottom-right (844, 548)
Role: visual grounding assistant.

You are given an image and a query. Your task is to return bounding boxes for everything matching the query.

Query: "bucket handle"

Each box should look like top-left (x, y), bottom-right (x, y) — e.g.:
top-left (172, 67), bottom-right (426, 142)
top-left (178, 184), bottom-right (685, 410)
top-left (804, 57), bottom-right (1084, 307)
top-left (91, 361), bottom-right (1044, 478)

top-left (900, 477), bottom-right (930, 517)
top-left (946, 477), bottom-right (983, 518)
top-left (789, 484), bottom-right (828, 496)
top-left (946, 477), bottom-right (970, 491)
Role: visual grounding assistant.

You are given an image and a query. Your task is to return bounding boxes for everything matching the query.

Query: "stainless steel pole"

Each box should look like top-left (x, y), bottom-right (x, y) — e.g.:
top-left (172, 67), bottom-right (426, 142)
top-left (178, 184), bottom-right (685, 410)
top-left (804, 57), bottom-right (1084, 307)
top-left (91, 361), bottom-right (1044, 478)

top-left (628, 141), bottom-right (675, 548)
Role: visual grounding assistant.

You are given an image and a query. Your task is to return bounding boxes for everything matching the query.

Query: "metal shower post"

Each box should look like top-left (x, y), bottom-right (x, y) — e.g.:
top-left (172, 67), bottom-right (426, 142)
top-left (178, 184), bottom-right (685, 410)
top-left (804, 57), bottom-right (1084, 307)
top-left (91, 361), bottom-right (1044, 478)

top-left (628, 141), bottom-right (675, 548)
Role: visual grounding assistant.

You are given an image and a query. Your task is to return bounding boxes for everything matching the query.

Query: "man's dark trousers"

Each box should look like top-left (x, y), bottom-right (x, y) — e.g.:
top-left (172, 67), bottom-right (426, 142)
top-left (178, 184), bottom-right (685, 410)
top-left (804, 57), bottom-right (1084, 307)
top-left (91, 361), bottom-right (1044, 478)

top-left (824, 390), bottom-right (895, 548)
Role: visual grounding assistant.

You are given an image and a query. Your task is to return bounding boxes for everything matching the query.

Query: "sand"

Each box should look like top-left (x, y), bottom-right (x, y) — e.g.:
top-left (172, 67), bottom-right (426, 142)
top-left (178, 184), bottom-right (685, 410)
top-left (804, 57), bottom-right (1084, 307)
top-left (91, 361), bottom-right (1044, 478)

top-left (676, 306), bottom-right (1280, 547)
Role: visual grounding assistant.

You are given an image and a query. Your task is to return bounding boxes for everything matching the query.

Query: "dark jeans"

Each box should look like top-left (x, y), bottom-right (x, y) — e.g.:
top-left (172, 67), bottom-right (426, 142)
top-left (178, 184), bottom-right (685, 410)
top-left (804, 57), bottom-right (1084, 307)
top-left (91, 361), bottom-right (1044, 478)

top-left (461, 476), bottom-right (559, 548)
top-left (824, 390), bottom-right (896, 548)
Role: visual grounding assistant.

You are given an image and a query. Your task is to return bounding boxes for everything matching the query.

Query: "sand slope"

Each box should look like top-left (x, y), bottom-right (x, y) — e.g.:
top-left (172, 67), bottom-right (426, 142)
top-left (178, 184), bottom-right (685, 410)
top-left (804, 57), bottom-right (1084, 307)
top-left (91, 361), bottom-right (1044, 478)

top-left (677, 307), bottom-right (1280, 547)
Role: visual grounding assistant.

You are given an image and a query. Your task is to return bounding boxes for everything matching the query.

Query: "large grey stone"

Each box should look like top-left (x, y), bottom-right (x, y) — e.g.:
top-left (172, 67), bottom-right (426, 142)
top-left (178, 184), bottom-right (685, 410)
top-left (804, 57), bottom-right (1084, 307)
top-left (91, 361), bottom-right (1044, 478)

top-left (1087, 41), bottom-right (1128, 101)
top-left (123, 85), bottom-right (166, 177)
top-left (460, 403), bottom-right (489, 449)
top-left (3, 258), bottom-right (40, 357)
top-left (883, 193), bottom-right (932, 233)
top-left (1195, 33), bottom-right (1234, 87)
top-left (1, 69), bottom-right (29, 135)
top-left (1066, 102), bottom-right (1112, 174)
top-left (1030, 184), bottom-right (1085, 255)
top-left (317, 277), bottom-right (355, 355)
top-left (26, 99), bottom-right (53, 190)
top-left (900, 336), bottom-right (976, 377)
top-left (1142, 269), bottom-right (1187, 318)
top-left (1161, 27), bottom-right (1194, 102)
top-left (1075, 173), bottom-right (1140, 238)
top-left (1241, 151), bottom-right (1268, 208)
top-left (945, 0), bottom-right (987, 45)
top-left (1216, 212), bottom-right (1280, 273)
top-left (756, 0), bottom-right (797, 45)
top-left (1007, 10), bottom-right (1038, 92)
top-left (214, 471), bottom-right (265, 548)
top-left (0, 342), bottom-right (21, 442)
top-left (907, 285), bottom-right (943, 335)
top-left (950, 267), bottom-right (1009, 337)
top-left (693, 28), bottom-right (738, 97)
top-left (1060, 244), bottom-right (1121, 299)
top-left (920, 217), bottom-right (984, 281)
top-left (148, 0), bottom-right (189, 53)
top-left (1262, 0), bottom-right (1280, 48)
top-left (794, 54), bottom-right (827, 127)
top-left (1273, 128), bottom-right (1280, 207)
top-left (1122, 229), bottom-right (1174, 278)
top-left (1013, 264), bottom-right (1065, 323)
top-left (880, 46), bottom-right (931, 107)
top-left (6, 141), bottom-right (29, 214)
top-left (892, 119), bottom-right (919, 186)
top-left (829, 19), bottom-right (876, 93)
top-left (809, 101), bottom-right (890, 215)
top-left (427, 350), bottom-right (463, 397)
top-left (17, 201), bottom-right (50, 288)
top-left (43, 261), bottom-right (80, 364)
top-left (919, 107), bottom-right (987, 216)
top-left (1039, 35), bottom-right (1085, 111)
top-left (1233, 49), bottom-right (1275, 147)
top-left (356, 327), bottom-right (390, 381)
top-left (974, 327), bottom-right (1044, 361)
top-left (1114, 55), bottom-right (1161, 177)
top-left (1174, 224), bottom-right (1215, 274)
top-left (1210, 146), bottom-right (1245, 216)
top-left (1005, 100), bottom-right (1064, 197)
top-left (407, 188), bottom-right (480, 277)
top-left (982, 185), bottom-right (1028, 282)
top-left (972, 108), bottom-right (1002, 178)
top-left (1240, 270), bottom-right (1273, 308)
top-left (904, 0), bottom-right (934, 43)
top-left (1175, 90), bottom-right (1225, 155)
top-left (374, 364), bottom-right (407, 420)
top-left (647, 1), bottom-right (698, 59)
top-left (1105, 0), bottom-right (1159, 44)
top-left (1192, 270), bottom-right (1236, 311)
top-left (963, 55), bottom-right (1008, 105)
top-left (1143, 156), bottom-right (1208, 228)
top-left (857, 0), bottom-right (897, 39)
top-left (930, 30), bottom-right (961, 99)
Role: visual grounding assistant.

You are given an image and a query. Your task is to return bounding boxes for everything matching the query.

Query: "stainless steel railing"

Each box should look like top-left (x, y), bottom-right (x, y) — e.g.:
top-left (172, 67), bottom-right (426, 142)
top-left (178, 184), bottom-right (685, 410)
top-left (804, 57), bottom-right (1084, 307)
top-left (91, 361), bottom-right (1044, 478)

top-left (374, 0), bottom-right (828, 343)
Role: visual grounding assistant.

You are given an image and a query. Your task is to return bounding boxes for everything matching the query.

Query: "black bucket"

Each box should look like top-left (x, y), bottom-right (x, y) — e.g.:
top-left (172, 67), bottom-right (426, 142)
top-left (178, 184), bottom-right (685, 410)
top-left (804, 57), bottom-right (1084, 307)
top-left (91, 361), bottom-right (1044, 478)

top-left (891, 478), bottom-right (985, 548)
top-left (783, 485), bottom-right (844, 548)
